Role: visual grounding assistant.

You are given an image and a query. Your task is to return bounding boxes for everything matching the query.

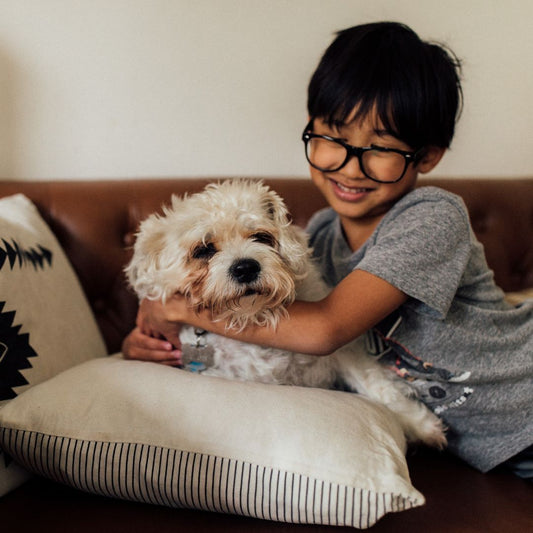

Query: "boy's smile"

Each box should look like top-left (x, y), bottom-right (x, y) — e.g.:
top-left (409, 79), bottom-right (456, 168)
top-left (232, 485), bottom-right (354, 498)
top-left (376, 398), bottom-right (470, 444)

top-left (328, 178), bottom-right (377, 202)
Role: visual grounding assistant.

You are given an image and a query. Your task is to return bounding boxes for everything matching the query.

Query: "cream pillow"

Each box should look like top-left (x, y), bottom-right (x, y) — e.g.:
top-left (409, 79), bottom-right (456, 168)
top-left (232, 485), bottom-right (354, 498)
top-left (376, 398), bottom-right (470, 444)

top-left (0, 355), bottom-right (424, 527)
top-left (0, 194), bottom-right (107, 496)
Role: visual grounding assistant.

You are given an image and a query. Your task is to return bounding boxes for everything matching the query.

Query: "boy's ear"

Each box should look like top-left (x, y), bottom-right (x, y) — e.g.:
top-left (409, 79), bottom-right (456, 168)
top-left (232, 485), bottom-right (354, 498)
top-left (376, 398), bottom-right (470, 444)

top-left (416, 146), bottom-right (446, 174)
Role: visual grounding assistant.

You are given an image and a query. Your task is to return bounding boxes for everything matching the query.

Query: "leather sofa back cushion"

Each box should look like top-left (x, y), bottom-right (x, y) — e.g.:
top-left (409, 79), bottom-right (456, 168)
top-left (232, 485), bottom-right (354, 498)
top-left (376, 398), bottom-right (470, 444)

top-left (0, 177), bottom-right (531, 354)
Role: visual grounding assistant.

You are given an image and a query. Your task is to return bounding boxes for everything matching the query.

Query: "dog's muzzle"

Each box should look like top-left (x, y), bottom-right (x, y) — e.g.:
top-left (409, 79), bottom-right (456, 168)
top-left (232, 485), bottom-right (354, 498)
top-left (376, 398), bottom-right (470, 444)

top-left (230, 258), bottom-right (261, 284)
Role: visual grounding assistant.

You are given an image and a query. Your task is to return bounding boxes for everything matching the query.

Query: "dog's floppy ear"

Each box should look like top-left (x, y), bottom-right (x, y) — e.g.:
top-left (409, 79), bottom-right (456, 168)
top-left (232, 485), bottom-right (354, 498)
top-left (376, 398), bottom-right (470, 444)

top-left (260, 186), bottom-right (311, 279)
top-left (124, 213), bottom-right (174, 301)
top-left (277, 223), bottom-right (312, 280)
top-left (263, 188), bottom-right (290, 226)
top-left (265, 200), bottom-right (277, 219)
top-left (124, 215), bottom-right (164, 299)
top-left (125, 194), bottom-right (191, 302)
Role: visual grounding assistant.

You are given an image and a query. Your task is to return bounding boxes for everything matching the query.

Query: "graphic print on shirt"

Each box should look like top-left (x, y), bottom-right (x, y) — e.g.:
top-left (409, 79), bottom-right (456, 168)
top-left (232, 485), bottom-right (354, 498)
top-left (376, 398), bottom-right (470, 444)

top-left (366, 312), bottom-right (473, 416)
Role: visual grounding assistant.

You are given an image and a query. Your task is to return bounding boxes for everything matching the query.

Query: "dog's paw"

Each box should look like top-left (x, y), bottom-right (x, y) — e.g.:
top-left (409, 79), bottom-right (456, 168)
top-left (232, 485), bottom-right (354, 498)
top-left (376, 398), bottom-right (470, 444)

top-left (413, 415), bottom-right (447, 449)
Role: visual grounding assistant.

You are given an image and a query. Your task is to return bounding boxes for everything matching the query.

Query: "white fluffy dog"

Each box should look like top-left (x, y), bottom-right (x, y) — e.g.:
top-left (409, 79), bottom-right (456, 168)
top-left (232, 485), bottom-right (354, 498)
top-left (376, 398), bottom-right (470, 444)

top-left (126, 179), bottom-right (446, 448)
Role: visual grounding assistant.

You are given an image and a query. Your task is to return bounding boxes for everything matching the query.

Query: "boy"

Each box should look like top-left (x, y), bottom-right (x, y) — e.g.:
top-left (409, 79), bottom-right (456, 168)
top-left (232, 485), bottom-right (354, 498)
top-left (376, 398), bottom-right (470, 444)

top-left (123, 22), bottom-right (532, 478)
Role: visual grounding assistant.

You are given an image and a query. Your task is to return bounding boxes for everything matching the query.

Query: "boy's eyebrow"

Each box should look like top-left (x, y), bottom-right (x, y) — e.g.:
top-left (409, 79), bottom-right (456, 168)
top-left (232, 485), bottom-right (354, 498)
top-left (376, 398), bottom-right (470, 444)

top-left (374, 128), bottom-right (389, 136)
top-left (373, 127), bottom-right (397, 138)
top-left (321, 120), bottom-right (401, 142)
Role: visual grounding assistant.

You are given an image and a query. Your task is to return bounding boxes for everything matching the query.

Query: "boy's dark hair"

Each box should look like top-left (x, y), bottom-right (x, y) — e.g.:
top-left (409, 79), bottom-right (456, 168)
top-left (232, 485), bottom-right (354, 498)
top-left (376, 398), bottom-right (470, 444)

top-left (307, 22), bottom-right (463, 149)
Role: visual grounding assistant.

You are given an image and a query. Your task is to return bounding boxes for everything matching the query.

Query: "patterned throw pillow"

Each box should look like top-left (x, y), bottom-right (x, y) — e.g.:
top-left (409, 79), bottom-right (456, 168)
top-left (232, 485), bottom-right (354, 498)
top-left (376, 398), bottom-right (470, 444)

top-left (0, 194), bottom-right (107, 496)
top-left (0, 355), bottom-right (425, 527)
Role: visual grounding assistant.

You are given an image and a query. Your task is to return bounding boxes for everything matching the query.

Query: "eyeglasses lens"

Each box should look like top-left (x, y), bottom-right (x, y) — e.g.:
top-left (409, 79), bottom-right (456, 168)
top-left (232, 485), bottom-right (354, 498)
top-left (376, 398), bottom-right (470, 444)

top-left (305, 137), bottom-right (407, 182)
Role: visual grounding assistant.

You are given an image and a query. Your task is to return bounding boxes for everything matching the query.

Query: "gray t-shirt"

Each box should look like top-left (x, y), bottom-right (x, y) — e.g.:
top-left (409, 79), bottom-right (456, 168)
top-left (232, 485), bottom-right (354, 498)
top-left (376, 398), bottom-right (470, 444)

top-left (307, 186), bottom-right (533, 472)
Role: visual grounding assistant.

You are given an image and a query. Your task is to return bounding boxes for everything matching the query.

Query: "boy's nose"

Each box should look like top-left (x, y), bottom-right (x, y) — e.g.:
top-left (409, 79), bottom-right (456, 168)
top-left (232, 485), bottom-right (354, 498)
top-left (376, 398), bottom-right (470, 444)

top-left (337, 154), bottom-right (366, 180)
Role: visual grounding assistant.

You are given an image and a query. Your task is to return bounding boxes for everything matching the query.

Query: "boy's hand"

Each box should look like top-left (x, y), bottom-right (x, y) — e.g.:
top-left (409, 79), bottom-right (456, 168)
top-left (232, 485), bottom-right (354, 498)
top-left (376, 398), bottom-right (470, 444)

top-left (122, 326), bottom-right (182, 366)
top-left (136, 297), bottom-right (186, 347)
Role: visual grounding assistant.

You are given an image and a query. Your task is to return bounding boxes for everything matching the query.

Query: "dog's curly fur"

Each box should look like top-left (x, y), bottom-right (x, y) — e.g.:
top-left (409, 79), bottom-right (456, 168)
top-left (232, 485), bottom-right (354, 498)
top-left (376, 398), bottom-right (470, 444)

top-left (126, 179), bottom-right (446, 448)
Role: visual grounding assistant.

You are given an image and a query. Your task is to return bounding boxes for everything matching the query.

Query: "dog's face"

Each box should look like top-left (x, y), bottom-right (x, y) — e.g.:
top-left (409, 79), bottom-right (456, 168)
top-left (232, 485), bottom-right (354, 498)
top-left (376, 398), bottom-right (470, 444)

top-left (126, 180), bottom-right (311, 329)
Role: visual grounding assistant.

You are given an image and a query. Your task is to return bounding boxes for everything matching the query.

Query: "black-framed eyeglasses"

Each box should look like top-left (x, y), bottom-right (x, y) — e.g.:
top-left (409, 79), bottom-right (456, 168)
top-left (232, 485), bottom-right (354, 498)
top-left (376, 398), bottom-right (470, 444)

top-left (302, 120), bottom-right (424, 183)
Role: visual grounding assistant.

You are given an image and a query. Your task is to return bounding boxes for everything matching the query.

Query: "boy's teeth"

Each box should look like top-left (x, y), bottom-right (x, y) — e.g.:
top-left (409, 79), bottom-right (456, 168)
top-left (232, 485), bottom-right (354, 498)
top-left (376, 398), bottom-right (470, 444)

top-left (336, 181), bottom-right (369, 193)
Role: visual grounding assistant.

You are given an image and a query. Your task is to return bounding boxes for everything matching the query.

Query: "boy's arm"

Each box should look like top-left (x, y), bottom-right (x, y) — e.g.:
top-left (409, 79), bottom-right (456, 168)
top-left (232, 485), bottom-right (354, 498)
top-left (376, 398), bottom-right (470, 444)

top-left (134, 269), bottom-right (408, 357)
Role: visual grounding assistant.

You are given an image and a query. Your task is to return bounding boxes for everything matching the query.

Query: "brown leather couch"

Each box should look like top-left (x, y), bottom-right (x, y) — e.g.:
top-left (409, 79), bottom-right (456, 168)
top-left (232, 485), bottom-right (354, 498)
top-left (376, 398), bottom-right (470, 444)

top-left (0, 177), bottom-right (531, 531)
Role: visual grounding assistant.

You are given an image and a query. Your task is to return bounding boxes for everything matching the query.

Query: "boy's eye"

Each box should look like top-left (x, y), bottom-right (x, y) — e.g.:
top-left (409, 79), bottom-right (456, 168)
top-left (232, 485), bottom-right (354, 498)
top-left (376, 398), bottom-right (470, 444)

top-left (251, 232), bottom-right (277, 247)
top-left (370, 143), bottom-right (395, 153)
top-left (192, 242), bottom-right (217, 260)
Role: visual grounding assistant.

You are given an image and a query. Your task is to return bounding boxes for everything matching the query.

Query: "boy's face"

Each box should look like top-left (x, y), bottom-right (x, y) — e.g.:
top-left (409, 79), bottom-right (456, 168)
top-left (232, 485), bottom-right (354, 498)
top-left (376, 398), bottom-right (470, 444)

top-left (308, 111), bottom-right (443, 236)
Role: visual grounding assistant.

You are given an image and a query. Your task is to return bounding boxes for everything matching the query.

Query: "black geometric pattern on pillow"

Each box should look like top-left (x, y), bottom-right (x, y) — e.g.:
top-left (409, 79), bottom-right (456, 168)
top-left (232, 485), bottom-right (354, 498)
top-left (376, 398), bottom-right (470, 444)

top-left (0, 239), bottom-right (53, 272)
top-left (0, 302), bottom-right (37, 400)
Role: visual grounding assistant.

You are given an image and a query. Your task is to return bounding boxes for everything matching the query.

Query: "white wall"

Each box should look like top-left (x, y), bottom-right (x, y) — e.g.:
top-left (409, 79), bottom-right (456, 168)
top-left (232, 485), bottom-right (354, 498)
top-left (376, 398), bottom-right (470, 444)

top-left (0, 0), bottom-right (531, 181)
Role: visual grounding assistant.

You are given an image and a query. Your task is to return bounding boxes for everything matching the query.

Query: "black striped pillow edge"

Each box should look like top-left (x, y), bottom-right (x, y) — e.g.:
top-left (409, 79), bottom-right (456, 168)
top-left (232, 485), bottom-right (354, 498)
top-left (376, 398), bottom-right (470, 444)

top-left (0, 427), bottom-right (421, 528)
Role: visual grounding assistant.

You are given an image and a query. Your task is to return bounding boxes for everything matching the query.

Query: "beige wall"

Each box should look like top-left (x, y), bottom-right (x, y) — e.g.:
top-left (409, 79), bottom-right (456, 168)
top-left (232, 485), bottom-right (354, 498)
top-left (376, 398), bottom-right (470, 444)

top-left (0, 0), bottom-right (531, 181)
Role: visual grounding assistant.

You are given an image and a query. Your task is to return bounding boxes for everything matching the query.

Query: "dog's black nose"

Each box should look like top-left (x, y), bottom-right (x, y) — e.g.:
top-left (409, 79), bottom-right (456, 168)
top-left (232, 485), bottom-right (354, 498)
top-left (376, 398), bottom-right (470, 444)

top-left (230, 258), bottom-right (261, 284)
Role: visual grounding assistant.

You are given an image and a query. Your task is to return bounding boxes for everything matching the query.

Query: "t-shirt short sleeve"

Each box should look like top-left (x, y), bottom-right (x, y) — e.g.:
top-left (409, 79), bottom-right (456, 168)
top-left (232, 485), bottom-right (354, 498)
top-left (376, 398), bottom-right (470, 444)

top-left (356, 190), bottom-right (472, 318)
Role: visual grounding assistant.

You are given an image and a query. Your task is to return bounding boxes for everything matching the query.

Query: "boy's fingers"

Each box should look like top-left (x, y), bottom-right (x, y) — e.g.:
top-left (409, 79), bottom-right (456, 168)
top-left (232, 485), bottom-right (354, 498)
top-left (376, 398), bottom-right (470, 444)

top-left (122, 326), bottom-right (182, 365)
top-left (131, 348), bottom-right (182, 364)
top-left (144, 336), bottom-right (175, 351)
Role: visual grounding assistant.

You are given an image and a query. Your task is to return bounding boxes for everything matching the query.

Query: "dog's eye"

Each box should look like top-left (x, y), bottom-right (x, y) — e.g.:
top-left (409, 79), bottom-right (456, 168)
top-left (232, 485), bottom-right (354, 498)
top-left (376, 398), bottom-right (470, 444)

top-left (192, 242), bottom-right (217, 260)
top-left (251, 232), bottom-right (276, 247)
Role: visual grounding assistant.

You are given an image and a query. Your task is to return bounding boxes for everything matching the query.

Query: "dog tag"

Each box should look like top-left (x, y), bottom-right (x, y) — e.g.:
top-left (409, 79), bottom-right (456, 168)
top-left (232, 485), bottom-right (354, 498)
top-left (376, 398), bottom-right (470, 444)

top-left (181, 329), bottom-right (215, 372)
top-left (181, 344), bottom-right (215, 368)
